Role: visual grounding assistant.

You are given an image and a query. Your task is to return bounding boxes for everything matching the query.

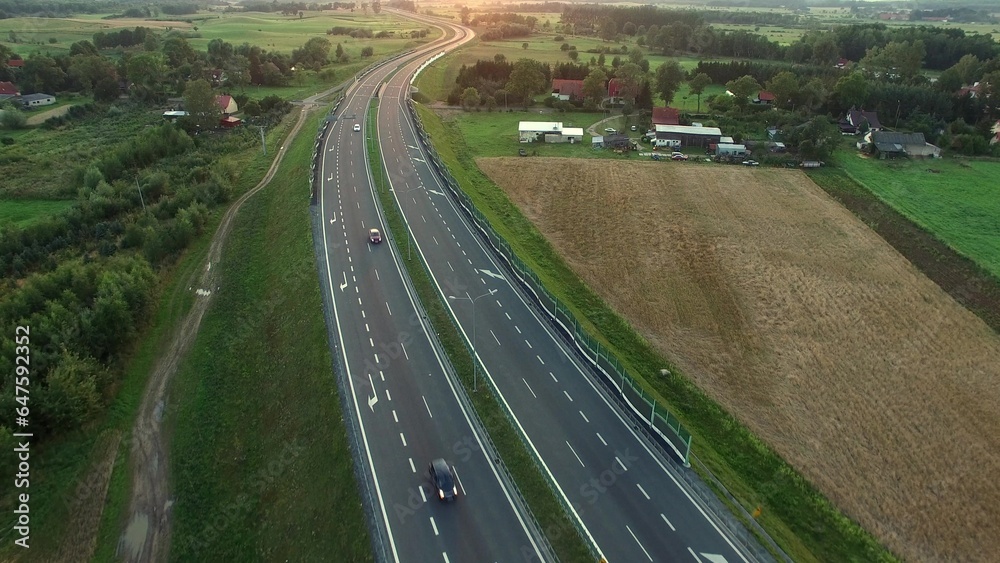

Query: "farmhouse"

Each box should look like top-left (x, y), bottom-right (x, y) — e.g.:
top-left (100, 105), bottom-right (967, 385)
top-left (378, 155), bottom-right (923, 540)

top-left (607, 78), bottom-right (623, 105)
top-left (866, 131), bottom-right (941, 159)
top-left (654, 124), bottom-right (722, 148)
top-left (840, 107), bottom-right (883, 134)
top-left (216, 94), bottom-right (238, 115)
top-left (651, 107), bottom-right (679, 126)
top-left (518, 121), bottom-right (582, 143)
top-left (755, 91), bottom-right (776, 105)
top-left (0, 81), bottom-right (18, 101)
top-left (716, 143), bottom-right (748, 158)
top-left (551, 79), bottom-right (584, 102)
top-left (18, 93), bottom-right (55, 108)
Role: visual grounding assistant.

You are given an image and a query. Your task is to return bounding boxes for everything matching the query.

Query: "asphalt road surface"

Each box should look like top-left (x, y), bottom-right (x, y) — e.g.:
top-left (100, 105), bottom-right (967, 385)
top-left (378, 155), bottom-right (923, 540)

top-left (313, 16), bottom-right (554, 563)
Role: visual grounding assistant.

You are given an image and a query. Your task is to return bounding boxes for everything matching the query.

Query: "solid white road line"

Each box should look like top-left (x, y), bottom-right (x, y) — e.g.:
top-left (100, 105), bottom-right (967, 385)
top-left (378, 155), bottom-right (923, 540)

top-left (401, 342), bottom-right (409, 359)
top-left (523, 378), bottom-right (537, 399)
top-left (452, 465), bottom-right (466, 496)
top-left (627, 525), bottom-right (653, 562)
top-left (661, 513), bottom-right (676, 531)
top-left (566, 441), bottom-right (585, 468)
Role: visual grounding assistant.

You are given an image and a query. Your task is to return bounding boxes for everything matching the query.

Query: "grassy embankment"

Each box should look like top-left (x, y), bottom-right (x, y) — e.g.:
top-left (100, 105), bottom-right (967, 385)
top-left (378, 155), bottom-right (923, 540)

top-left (0, 200), bottom-right (75, 226)
top-left (161, 109), bottom-right (371, 562)
top-left (414, 103), bottom-right (895, 563)
top-left (367, 101), bottom-right (592, 562)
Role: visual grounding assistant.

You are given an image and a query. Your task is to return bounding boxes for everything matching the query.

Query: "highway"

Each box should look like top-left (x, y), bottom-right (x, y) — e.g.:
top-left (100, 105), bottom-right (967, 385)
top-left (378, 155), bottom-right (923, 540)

top-left (371, 18), bottom-right (770, 563)
top-left (313, 17), bottom-right (551, 563)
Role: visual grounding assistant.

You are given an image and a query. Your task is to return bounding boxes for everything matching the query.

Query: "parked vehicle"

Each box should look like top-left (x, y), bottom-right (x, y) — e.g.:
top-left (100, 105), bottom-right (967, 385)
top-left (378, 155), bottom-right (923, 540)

top-left (742, 160), bottom-right (760, 166)
top-left (518, 148), bottom-right (527, 156)
top-left (671, 152), bottom-right (688, 161)
top-left (654, 138), bottom-right (682, 149)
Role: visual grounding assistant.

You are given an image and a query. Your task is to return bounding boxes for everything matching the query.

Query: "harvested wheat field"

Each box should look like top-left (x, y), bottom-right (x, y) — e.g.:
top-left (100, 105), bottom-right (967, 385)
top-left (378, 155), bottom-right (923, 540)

top-left (478, 157), bottom-right (1000, 562)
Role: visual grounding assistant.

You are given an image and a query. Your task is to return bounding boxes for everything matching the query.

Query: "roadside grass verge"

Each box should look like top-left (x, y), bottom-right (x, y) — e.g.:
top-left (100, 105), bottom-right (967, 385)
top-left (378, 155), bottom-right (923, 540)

top-left (0, 199), bottom-right (75, 226)
top-left (367, 101), bottom-right (591, 562)
top-left (830, 148), bottom-right (1000, 280)
top-left (415, 103), bottom-right (895, 563)
top-left (166, 109), bottom-right (371, 562)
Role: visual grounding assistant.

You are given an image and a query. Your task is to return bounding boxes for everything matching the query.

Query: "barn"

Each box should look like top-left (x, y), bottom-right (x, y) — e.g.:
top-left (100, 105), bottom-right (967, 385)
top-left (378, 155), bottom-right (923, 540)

top-left (654, 124), bottom-right (722, 148)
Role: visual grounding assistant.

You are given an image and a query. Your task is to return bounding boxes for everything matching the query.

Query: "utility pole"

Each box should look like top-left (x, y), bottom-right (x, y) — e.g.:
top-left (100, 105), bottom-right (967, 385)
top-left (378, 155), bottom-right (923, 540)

top-left (256, 125), bottom-right (267, 154)
top-left (135, 176), bottom-right (147, 213)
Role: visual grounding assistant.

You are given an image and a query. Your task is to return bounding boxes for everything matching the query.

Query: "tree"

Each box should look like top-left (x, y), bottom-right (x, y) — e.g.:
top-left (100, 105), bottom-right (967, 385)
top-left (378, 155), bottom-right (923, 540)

top-left (182, 78), bottom-right (219, 131)
top-left (522, 42), bottom-right (529, 50)
top-left (21, 55), bottom-right (66, 94)
top-left (799, 77), bottom-right (828, 113)
top-left (70, 55), bottom-right (118, 94)
top-left (688, 72), bottom-right (711, 113)
top-left (622, 22), bottom-right (636, 36)
top-left (94, 76), bottom-right (121, 102)
top-left (206, 38), bottom-right (234, 68)
top-left (600, 19), bottom-right (617, 42)
top-left (597, 53), bottom-right (605, 67)
top-left (654, 60), bottom-right (684, 106)
top-left (505, 59), bottom-right (547, 107)
top-left (725, 75), bottom-right (762, 109)
top-left (461, 87), bottom-right (480, 111)
top-left (126, 53), bottom-right (165, 99)
top-left (582, 67), bottom-right (608, 110)
top-left (0, 104), bottom-right (26, 130)
top-left (163, 36), bottom-right (197, 69)
top-left (568, 50), bottom-right (579, 62)
top-left (628, 48), bottom-right (644, 65)
top-left (614, 62), bottom-right (643, 106)
top-left (484, 95), bottom-right (497, 111)
top-left (765, 71), bottom-right (799, 110)
top-left (69, 40), bottom-right (99, 57)
top-left (860, 40), bottom-right (925, 81)
top-left (835, 71), bottom-right (869, 109)
top-left (292, 37), bottom-right (332, 71)
top-left (459, 6), bottom-right (471, 26)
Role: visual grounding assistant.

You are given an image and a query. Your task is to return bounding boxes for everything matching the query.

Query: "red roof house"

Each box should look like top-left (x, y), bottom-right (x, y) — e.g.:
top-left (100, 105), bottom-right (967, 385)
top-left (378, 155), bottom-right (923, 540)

top-left (220, 115), bottom-right (242, 128)
top-left (216, 94), bottom-right (238, 115)
top-left (0, 81), bottom-right (19, 97)
top-left (651, 107), bottom-right (679, 126)
top-left (607, 78), bottom-right (623, 99)
top-left (551, 79), bottom-right (584, 101)
top-left (7, 58), bottom-right (24, 68)
top-left (756, 90), bottom-right (776, 104)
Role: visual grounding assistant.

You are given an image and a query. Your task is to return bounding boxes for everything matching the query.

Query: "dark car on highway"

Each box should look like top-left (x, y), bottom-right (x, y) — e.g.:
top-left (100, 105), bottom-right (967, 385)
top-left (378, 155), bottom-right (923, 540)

top-left (429, 458), bottom-right (457, 501)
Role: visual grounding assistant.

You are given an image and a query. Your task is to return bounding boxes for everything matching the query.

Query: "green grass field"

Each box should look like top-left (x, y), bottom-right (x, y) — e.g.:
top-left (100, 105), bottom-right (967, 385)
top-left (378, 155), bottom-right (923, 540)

top-left (1, 10), bottom-right (440, 58)
top-left (166, 108), bottom-right (371, 562)
top-left (833, 149), bottom-right (1000, 280)
top-left (0, 199), bottom-right (75, 226)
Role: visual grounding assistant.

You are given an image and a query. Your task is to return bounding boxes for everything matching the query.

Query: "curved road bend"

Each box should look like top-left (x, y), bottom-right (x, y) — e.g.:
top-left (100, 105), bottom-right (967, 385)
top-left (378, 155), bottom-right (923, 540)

top-left (314, 16), bottom-right (552, 563)
top-left (374, 23), bottom-right (771, 563)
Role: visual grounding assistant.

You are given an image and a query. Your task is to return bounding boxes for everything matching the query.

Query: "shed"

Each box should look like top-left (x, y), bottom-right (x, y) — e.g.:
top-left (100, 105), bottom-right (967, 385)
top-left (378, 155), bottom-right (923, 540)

top-left (716, 143), bottom-right (748, 157)
top-left (220, 115), bottom-right (242, 128)
top-left (868, 131), bottom-right (939, 159)
top-left (562, 127), bottom-right (583, 143)
top-left (19, 93), bottom-right (55, 108)
top-left (655, 124), bottom-right (722, 148)
top-left (592, 135), bottom-right (604, 148)
top-left (519, 121), bottom-right (563, 143)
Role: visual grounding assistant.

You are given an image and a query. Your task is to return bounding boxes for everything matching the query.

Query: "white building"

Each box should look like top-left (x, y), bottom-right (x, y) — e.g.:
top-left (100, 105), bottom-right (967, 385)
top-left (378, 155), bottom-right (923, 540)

top-left (19, 93), bottom-right (55, 108)
top-left (519, 121), bottom-right (564, 143)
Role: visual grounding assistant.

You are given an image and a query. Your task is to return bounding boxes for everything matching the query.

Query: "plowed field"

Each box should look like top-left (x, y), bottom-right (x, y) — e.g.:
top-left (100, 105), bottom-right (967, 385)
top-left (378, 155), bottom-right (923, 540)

top-left (478, 157), bottom-right (1000, 562)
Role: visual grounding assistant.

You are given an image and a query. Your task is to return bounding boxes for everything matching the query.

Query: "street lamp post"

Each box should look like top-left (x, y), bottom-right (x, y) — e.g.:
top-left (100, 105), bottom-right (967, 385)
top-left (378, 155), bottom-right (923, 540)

top-left (448, 288), bottom-right (497, 392)
top-left (389, 185), bottom-right (423, 260)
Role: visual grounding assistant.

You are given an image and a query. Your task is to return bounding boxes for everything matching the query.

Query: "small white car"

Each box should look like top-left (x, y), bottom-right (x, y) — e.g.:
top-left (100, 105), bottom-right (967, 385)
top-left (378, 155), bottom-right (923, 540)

top-left (604, 127), bottom-right (616, 134)
top-left (353, 123), bottom-right (361, 132)
top-left (369, 228), bottom-right (382, 243)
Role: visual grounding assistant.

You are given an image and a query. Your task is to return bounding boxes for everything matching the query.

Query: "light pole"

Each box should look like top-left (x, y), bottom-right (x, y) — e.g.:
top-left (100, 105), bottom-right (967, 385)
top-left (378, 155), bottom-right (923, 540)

top-left (448, 288), bottom-right (497, 392)
top-left (389, 185), bottom-right (423, 260)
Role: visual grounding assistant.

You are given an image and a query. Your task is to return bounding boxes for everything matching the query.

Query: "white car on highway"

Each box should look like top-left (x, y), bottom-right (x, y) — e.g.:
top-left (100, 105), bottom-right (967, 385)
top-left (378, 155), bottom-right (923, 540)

top-left (353, 123), bottom-right (361, 132)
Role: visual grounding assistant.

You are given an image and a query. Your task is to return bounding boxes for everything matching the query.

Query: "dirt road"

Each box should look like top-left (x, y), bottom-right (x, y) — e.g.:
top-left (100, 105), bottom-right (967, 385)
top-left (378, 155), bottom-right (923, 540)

top-left (115, 89), bottom-right (331, 562)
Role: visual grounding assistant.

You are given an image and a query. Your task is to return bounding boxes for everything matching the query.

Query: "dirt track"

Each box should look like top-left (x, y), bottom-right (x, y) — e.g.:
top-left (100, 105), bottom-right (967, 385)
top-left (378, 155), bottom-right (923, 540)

top-left (114, 102), bottom-right (316, 563)
top-left (479, 157), bottom-right (1000, 562)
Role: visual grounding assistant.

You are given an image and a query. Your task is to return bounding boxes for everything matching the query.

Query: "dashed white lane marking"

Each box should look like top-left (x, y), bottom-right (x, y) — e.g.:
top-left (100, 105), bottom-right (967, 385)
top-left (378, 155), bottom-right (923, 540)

top-left (422, 215), bottom-right (426, 223)
top-left (506, 313), bottom-right (512, 320)
top-left (687, 547), bottom-right (701, 562)
top-left (433, 235), bottom-right (439, 245)
top-left (401, 342), bottom-right (409, 359)
top-left (369, 338), bottom-right (374, 347)
top-left (386, 302), bottom-right (392, 315)
top-left (550, 372), bottom-right (558, 383)
top-left (564, 390), bottom-right (573, 402)
top-left (496, 300), bottom-right (502, 308)
top-left (627, 525), bottom-right (653, 562)
top-left (597, 433), bottom-right (607, 446)
top-left (375, 268), bottom-right (380, 280)
top-left (467, 258), bottom-right (472, 265)
top-left (400, 433), bottom-right (407, 446)
top-left (580, 410), bottom-right (589, 423)
top-left (361, 310), bottom-right (366, 319)
top-left (637, 483), bottom-right (650, 500)
top-left (447, 261), bottom-right (453, 271)
top-left (525, 339), bottom-right (532, 349)
top-left (409, 458), bottom-right (416, 473)
top-left (523, 378), bottom-right (537, 398)
top-left (423, 395), bottom-right (433, 418)
top-left (537, 355), bottom-right (545, 365)
top-left (430, 517), bottom-right (439, 536)
top-left (566, 441), bottom-right (585, 467)
top-left (515, 325), bottom-right (521, 334)
top-left (379, 370), bottom-right (384, 382)
top-left (365, 323), bottom-right (369, 332)
top-left (442, 552), bottom-right (449, 562)
top-left (386, 389), bottom-right (392, 401)
top-left (616, 456), bottom-right (628, 472)
top-left (491, 330), bottom-right (500, 345)
top-left (419, 485), bottom-right (426, 503)
top-left (661, 513), bottom-right (676, 531)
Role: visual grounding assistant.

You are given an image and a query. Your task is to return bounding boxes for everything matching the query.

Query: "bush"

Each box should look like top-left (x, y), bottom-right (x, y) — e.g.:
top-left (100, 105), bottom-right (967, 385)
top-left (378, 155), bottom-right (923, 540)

top-left (1, 137), bottom-right (14, 146)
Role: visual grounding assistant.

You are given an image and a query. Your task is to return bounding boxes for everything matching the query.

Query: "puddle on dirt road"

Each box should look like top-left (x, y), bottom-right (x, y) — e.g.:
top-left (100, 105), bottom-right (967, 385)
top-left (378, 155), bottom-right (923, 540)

top-left (118, 512), bottom-right (149, 560)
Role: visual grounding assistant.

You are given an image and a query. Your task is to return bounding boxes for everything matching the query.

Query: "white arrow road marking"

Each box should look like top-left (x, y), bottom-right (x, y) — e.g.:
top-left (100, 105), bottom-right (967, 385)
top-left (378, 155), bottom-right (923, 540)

top-left (367, 373), bottom-right (378, 411)
top-left (427, 189), bottom-right (445, 196)
top-left (330, 212), bottom-right (337, 223)
top-left (476, 268), bottom-right (505, 280)
top-left (328, 174), bottom-right (334, 180)
top-left (412, 157), bottom-right (425, 163)
top-left (340, 272), bottom-right (348, 291)
top-left (699, 554), bottom-right (729, 563)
